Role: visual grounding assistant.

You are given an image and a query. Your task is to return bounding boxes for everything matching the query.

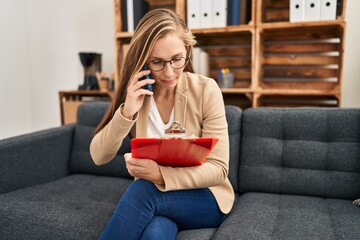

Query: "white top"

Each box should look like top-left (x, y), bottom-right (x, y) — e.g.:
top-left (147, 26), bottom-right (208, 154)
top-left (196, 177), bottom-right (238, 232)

top-left (147, 97), bottom-right (174, 138)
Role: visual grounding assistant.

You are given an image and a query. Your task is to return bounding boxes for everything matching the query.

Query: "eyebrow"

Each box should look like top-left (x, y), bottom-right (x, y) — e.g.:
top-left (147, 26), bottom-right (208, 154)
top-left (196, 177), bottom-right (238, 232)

top-left (149, 53), bottom-right (185, 61)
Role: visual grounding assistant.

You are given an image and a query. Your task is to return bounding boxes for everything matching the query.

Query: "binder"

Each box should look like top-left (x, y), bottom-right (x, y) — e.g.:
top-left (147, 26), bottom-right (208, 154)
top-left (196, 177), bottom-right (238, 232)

top-left (199, 49), bottom-right (210, 77)
top-left (320, 0), bottom-right (337, 20)
top-left (187, 0), bottom-right (201, 29)
top-left (131, 138), bottom-right (218, 167)
top-left (290, 0), bottom-right (305, 22)
top-left (200, 0), bottom-right (213, 28)
top-left (127, 0), bottom-right (149, 32)
top-left (239, 0), bottom-right (249, 25)
top-left (126, 0), bottom-right (134, 32)
top-left (192, 47), bottom-right (201, 74)
top-left (212, 0), bottom-right (227, 28)
top-left (305, 0), bottom-right (321, 21)
top-left (122, 0), bottom-right (128, 31)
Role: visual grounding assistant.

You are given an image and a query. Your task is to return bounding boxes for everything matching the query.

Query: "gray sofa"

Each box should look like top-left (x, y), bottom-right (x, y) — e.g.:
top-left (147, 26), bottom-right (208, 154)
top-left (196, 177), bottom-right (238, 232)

top-left (1, 102), bottom-right (359, 240)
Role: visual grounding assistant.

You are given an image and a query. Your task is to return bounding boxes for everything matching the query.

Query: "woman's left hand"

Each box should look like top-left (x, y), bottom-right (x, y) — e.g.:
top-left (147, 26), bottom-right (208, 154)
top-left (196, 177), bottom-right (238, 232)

top-left (124, 153), bottom-right (165, 185)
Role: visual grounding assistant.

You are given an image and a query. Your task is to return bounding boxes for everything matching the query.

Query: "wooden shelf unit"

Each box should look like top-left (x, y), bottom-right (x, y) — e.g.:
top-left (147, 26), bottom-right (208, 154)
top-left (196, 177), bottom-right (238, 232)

top-left (59, 90), bottom-right (114, 125)
top-left (113, 0), bottom-right (346, 108)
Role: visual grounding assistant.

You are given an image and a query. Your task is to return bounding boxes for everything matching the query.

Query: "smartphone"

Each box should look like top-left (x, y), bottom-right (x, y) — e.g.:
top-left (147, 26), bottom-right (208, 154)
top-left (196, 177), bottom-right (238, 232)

top-left (140, 65), bottom-right (153, 93)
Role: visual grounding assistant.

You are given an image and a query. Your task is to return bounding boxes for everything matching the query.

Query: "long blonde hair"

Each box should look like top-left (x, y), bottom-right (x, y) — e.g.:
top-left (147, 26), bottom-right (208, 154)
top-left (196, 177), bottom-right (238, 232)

top-left (93, 8), bottom-right (197, 136)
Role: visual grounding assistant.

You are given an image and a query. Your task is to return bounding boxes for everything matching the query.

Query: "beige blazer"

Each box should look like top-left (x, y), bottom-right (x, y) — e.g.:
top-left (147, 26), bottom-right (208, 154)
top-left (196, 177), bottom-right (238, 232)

top-left (90, 72), bottom-right (235, 214)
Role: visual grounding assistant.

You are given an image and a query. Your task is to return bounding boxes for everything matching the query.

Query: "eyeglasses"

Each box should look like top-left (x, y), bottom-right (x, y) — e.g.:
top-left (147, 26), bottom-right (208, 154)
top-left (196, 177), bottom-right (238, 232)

top-left (147, 57), bottom-right (189, 72)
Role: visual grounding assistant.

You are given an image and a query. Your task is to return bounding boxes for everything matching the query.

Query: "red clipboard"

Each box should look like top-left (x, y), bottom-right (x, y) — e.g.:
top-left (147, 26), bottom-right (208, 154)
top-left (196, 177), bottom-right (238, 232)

top-left (131, 138), bottom-right (218, 167)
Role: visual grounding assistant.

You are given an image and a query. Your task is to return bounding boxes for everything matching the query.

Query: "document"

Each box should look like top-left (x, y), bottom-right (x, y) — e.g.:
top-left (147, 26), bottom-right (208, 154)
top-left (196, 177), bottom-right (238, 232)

top-left (131, 138), bottom-right (218, 167)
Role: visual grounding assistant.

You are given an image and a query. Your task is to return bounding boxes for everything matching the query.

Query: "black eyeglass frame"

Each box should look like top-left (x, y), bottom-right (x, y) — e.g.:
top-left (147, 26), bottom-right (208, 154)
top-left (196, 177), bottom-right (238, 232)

top-left (146, 57), bottom-right (190, 72)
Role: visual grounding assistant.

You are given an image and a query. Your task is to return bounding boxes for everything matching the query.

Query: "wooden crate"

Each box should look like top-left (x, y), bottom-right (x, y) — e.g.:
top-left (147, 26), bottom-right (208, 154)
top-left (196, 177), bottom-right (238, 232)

top-left (195, 30), bottom-right (254, 89)
top-left (258, 0), bottom-right (346, 23)
top-left (257, 24), bottom-right (345, 91)
top-left (63, 101), bottom-right (84, 125)
top-left (258, 94), bottom-right (339, 107)
top-left (222, 92), bottom-right (253, 109)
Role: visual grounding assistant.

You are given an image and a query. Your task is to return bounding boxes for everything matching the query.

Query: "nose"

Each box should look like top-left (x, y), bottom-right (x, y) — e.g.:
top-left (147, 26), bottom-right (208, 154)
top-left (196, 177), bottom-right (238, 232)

top-left (162, 61), bottom-right (175, 76)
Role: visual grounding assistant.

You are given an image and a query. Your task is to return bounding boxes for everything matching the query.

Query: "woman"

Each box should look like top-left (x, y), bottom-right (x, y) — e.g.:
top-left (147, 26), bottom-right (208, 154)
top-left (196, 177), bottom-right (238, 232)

top-left (90, 8), bottom-right (234, 240)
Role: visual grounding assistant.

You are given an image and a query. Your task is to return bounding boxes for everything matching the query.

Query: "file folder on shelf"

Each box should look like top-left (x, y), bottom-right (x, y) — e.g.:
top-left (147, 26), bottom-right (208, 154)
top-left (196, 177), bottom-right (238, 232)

top-left (200, 0), bottom-right (213, 28)
top-left (131, 137), bottom-right (218, 167)
top-left (305, 0), bottom-right (321, 21)
top-left (290, 0), bottom-right (305, 22)
top-left (187, 0), bottom-right (201, 29)
top-left (320, 0), bottom-right (337, 20)
top-left (212, 0), bottom-right (227, 28)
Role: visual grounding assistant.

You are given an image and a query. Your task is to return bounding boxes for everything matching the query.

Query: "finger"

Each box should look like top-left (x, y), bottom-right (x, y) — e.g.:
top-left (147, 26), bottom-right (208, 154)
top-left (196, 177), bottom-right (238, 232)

top-left (132, 88), bottom-right (153, 97)
top-left (129, 70), bottom-right (151, 85)
top-left (127, 79), bottom-right (154, 96)
top-left (126, 158), bottom-right (144, 168)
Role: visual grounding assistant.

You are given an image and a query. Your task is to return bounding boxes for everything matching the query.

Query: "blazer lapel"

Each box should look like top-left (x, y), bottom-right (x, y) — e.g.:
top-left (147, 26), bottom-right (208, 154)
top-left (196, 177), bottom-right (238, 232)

top-left (174, 73), bottom-right (188, 128)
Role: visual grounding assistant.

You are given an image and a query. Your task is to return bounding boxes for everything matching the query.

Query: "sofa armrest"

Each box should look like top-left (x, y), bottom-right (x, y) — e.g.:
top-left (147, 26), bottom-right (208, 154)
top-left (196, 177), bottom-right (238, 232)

top-left (0, 125), bottom-right (75, 194)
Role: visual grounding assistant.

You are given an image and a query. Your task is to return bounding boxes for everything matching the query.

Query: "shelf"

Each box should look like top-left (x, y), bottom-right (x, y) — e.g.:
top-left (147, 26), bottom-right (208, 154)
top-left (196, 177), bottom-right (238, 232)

top-left (58, 90), bottom-right (114, 125)
top-left (191, 25), bottom-right (254, 35)
top-left (258, 20), bottom-right (346, 30)
top-left (113, 0), bottom-right (346, 109)
top-left (221, 88), bottom-right (253, 94)
top-left (256, 89), bottom-right (340, 96)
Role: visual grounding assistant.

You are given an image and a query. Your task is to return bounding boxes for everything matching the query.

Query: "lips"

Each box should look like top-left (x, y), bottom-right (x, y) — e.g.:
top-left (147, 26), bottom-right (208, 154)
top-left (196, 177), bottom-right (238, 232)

top-left (161, 79), bottom-right (175, 84)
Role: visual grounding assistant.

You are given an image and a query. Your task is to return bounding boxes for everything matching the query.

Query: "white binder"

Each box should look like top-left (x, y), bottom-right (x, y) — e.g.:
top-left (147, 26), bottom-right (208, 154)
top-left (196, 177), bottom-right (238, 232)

top-left (305, 0), bottom-right (321, 21)
top-left (187, 0), bottom-right (201, 29)
top-left (290, 0), bottom-right (305, 22)
top-left (192, 47), bottom-right (201, 74)
top-left (212, 0), bottom-right (227, 28)
top-left (320, 0), bottom-right (337, 20)
top-left (126, 0), bottom-right (134, 32)
top-left (200, 0), bottom-right (213, 28)
top-left (199, 49), bottom-right (210, 77)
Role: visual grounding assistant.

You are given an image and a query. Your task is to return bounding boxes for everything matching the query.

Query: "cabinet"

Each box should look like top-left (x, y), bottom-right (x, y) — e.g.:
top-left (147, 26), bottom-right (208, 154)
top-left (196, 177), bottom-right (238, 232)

top-left (113, 0), bottom-right (346, 108)
top-left (59, 90), bottom-right (114, 125)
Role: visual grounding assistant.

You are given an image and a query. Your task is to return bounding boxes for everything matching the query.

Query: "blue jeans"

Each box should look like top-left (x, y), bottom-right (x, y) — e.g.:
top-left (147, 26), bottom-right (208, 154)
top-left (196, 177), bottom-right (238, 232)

top-left (99, 179), bottom-right (227, 240)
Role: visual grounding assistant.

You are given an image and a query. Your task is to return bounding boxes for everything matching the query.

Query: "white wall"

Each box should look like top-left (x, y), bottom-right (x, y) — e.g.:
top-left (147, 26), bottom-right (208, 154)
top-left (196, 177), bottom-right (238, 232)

top-left (0, 0), bottom-right (32, 138)
top-left (342, 0), bottom-right (360, 107)
top-left (0, 0), bottom-right (359, 139)
top-left (0, 0), bottom-right (114, 139)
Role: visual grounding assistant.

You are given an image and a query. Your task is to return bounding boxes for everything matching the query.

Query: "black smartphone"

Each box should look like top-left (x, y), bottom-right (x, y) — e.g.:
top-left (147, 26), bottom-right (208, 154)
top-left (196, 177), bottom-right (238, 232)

top-left (140, 65), bottom-right (152, 93)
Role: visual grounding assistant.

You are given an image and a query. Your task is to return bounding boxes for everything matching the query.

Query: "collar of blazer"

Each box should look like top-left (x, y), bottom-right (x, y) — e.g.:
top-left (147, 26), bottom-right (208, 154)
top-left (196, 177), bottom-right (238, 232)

top-left (136, 72), bottom-right (189, 137)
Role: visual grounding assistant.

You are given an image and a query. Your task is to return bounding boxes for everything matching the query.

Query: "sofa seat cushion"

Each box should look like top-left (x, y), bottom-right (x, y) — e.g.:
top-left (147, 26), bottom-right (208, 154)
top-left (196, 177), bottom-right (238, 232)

top-left (213, 192), bottom-right (360, 240)
top-left (176, 228), bottom-right (217, 240)
top-left (0, 174), bottom-right (133, 240)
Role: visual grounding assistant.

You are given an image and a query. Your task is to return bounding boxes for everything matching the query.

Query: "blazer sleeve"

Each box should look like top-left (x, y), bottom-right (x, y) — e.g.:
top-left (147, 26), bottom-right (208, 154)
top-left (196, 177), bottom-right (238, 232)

top-left (156, 78), bottom-right (230, 191)
top-left (90, 104), bottom-right (138, 165)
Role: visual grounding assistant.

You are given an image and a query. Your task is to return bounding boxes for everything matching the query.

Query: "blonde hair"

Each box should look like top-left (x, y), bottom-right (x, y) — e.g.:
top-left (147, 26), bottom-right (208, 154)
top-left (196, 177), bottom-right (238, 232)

top-left (94, 8), bottom-right (197, 136)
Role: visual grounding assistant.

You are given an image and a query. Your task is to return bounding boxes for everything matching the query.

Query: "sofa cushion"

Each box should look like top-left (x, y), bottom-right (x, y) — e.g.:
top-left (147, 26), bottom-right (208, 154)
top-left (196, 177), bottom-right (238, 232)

top-left (0, 174), bottom-right (133, 240)
top-left (225, 105), bottom-right (242, 192)
top-left (69, 102), bottom-right (132, 178)
top-left (239, 108), bottom-right (360, 199)
top-left (176, 228), bottom-right (217, 240)
top-left (212, 192), bottom-right (360, 240)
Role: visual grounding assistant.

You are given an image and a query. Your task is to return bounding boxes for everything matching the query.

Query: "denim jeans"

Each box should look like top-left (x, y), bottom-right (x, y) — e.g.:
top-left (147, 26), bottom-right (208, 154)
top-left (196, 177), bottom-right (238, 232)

top-left (99, 179), bottom-right (227, 240)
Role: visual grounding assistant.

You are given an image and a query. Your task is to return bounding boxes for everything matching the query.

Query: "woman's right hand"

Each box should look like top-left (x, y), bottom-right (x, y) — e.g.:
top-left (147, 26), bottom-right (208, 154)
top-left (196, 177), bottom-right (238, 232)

top-left (121, 70), bottom-right (155, 119)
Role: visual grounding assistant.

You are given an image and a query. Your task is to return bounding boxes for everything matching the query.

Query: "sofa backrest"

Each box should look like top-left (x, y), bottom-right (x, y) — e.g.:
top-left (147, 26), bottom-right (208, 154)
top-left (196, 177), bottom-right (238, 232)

top-left (225, 106), bottom-right (242, 192)
top-left (69, 102), bottom-right (243, 189)
top-left (239, 108), bottom-right (360, 199)
top-left (69, 102), bottom-right (132, 178)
